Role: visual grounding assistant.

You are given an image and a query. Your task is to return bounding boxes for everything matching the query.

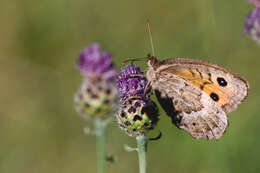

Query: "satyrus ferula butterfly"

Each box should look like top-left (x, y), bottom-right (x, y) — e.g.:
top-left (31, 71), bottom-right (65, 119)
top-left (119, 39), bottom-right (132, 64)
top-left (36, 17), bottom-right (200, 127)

top-left (123, 21), bottom-right (249, 140)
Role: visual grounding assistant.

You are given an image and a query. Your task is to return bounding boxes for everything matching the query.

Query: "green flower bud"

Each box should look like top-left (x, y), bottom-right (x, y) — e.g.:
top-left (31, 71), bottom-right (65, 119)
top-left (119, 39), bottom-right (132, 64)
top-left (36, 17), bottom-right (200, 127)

top-left (117, 99), bottom-right (159, 137)
top-left (75, 78), bottom-right (118, 119)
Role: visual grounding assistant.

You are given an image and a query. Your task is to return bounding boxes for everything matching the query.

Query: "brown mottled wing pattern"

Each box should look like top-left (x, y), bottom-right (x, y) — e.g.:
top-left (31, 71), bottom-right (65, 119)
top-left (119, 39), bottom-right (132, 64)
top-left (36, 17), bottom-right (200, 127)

top-left (159, 58), bottom-right (248, 113)
top-left (155, 90), bottom-right (228, 140)
top-left (147, 58), bottom-right (248, 140)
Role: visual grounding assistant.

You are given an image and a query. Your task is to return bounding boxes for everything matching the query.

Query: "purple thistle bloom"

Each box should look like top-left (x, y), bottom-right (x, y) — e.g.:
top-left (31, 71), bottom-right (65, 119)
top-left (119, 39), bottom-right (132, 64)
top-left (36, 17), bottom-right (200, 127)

top-left (77, 43), bottom-right (118, 80)
top-left (117, 65), bottom-right (151, 101)
top-left (244, 7), bottom-right (260, 44)
top-left (244, 7), bottom-right (260, 33)
top-left (116, 64), bottom-right (158, 137)
top-left (75, 43), bottom-right (119, 119)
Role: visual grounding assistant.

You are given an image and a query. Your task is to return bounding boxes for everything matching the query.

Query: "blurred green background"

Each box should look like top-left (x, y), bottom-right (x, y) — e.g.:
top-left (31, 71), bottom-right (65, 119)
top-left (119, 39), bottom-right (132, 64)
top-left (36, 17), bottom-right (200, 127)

top-left (0, 0), bottom-right (259, 172)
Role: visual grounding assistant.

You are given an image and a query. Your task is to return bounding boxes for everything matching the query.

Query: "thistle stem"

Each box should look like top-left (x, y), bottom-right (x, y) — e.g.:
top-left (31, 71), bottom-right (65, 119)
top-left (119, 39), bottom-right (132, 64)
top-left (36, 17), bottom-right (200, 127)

top-left (94, 118), bottom-right (108, 173)
top-left (136, 135), bottom-right (148, 173)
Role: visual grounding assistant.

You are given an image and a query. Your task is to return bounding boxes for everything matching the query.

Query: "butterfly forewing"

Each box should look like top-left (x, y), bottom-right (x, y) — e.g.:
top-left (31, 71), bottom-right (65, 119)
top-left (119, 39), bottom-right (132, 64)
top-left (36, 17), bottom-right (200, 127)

top-left (156, 58), bottom-right (248, 113)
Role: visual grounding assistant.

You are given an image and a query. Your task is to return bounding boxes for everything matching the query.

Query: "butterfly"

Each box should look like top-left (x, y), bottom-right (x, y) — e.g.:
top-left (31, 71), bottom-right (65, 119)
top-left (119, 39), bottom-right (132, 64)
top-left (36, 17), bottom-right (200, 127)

top-left (141, 55), bottom-right (249, 140)
top-left (122, 21), bottom-right (249, 140)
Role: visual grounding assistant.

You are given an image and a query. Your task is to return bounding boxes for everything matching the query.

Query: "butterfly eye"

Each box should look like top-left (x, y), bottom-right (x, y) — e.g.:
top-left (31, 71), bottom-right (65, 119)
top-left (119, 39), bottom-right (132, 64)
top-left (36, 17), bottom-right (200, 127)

top-left (217, 77), bottom-right (227, 87)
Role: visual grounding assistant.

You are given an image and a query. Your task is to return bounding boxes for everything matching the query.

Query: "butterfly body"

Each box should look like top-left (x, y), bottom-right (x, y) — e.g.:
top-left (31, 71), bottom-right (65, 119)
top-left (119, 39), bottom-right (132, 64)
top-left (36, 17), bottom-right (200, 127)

top-left (146, 56), bottom-right (249, 140)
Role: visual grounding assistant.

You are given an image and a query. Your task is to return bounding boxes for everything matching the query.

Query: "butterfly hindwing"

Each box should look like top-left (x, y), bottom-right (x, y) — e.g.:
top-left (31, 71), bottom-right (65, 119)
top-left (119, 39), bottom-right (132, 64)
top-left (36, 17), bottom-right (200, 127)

top-left (154, 80), bottom-right (228, 140)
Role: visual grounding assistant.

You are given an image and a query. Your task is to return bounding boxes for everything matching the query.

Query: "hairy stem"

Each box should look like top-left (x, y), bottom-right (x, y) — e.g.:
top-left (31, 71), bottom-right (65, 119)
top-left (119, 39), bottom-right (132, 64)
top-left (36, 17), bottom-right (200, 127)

top-left (94, 118), bottom-right (108, 173)
top-left (136, 135), bottom-right (148, 173)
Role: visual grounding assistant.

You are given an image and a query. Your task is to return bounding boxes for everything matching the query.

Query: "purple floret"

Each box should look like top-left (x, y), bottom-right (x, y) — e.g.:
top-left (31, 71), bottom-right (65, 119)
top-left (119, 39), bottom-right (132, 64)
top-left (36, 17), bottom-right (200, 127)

top-left (244, 7), bottom-right (260, 34)
top-left (77, 43), bottom-right (118, 80)
top-left (117, 65), bottom-right (151, 101)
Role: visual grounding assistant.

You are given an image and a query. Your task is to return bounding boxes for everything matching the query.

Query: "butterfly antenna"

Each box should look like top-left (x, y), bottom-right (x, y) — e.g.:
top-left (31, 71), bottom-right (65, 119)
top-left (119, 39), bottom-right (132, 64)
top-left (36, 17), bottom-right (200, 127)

top-left (122, 20), bottom-right (155, 65)
top-left (122, 57), bottom-right (147, 64)
top-left (147, 20), bottom-right (155, 56)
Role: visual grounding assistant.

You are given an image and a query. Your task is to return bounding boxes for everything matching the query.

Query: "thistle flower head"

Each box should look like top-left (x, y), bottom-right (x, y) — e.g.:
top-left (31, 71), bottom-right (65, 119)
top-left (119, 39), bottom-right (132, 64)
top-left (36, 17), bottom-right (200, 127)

top-left (244, 7), bottom-right (260, 44)
top-left (77, 43), bottom-right (118, 81)
top-left (117, 64), bottom-right (151, 101)
top-left (75, 43), bottom-right (118, 119)
top-left (116, 64), bottom-right (158, 137)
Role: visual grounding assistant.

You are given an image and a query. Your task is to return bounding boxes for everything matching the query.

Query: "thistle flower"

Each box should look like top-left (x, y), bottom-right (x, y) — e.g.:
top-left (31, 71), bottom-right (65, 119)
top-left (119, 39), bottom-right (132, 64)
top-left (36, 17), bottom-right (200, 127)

top-left (74, 43), bottom-right (119, 173)
top-left (244, 7), bottom-right (260, 44)
top-left (116, 65), bottom-right (158, 137)
top-left (117, 64), bottom-right (151, 101)
top-left (77, 43), bottom-right (117, 81)
top-left (74, 43), bottom-right (118, 119)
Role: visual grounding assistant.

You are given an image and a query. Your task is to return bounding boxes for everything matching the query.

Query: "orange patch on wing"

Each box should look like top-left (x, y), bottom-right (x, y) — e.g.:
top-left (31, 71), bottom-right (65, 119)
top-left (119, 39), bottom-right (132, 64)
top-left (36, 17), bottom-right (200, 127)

top-left (171, 68), bottom-right (230, 107)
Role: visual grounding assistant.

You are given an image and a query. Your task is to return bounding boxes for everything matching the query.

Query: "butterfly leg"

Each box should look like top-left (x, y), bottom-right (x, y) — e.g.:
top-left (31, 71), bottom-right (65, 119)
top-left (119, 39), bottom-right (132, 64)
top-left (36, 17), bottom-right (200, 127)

top-left (143, 81), bottom-right (151, 98)
top-left (126, 74), bottom-right (146, 78)
top-left (123, 96), bottom-right (143, 104)
top-left (125, 74), bottom-right (151, 98)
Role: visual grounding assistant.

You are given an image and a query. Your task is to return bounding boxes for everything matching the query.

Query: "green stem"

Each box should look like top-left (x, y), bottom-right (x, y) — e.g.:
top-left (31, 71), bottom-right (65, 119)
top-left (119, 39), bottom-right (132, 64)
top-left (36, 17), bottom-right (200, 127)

top-left (136, 135), bottom-right (148, 173)
top-left (94, 118), bottom-right (108, 173)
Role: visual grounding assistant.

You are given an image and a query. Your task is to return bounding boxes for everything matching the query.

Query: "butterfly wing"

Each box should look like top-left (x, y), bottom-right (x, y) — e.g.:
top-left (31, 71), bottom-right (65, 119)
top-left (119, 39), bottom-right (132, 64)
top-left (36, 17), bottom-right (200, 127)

top-left (157, 58), bottom-right (249, 113)
top-left (155, 89), bottom-right (228, 140)
top-left (147, 58), bottom-right (248, 140)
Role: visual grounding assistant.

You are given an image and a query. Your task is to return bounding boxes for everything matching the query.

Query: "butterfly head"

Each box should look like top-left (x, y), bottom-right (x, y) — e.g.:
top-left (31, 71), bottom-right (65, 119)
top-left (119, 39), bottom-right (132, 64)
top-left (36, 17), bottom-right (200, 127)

top-left (147, 54), bottom-right (160, 70)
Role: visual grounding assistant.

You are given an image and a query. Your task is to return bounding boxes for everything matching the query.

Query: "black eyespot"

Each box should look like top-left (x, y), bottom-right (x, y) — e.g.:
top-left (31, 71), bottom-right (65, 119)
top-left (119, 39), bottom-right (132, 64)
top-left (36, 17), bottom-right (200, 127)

top-left (210, 92), bottom-right (219, 102)
top-left (217, 77), bottom-right (227, 87)
top-left (192, 122), bottom-right (196, 126)
top-left (133, 115), bottom-right (142, 121)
